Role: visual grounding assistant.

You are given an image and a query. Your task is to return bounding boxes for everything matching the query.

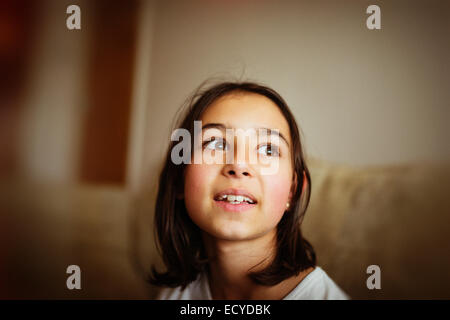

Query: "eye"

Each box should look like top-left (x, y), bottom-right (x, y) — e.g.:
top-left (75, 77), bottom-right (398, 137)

top-left (204, 138), bottom-right (228, 151)
top-left (257, 144), bottom-right (280, 157)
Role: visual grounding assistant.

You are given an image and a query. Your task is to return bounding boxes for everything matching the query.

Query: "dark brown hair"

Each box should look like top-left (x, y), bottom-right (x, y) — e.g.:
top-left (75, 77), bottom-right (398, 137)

top-left (149, 81), bottom-right (316, 289)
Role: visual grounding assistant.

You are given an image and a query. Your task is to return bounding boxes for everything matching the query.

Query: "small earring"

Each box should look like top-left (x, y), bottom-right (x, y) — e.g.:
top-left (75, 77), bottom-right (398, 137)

top-left (286, 202), bottom-right (290, 209)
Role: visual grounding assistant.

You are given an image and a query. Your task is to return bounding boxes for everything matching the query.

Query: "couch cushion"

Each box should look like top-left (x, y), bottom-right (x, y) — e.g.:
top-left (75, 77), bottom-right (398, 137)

top-left (303, 158), bottom-right (450, 299)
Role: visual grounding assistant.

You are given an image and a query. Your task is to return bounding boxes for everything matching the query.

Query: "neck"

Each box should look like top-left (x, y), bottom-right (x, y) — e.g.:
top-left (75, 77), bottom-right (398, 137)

top-left (202, 229), bottom-right (306, 300)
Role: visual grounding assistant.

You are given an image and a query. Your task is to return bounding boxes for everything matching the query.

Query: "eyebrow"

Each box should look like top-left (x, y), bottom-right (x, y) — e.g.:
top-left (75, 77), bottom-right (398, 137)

top-left (202, 123), bottom-right (290, 147)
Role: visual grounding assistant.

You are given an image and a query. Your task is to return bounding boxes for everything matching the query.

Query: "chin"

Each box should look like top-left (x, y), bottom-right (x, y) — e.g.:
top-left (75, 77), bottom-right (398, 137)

top-left (207, 222), bottom-right (255, 241)
top-left (209, 223), bottom-right (275, 242)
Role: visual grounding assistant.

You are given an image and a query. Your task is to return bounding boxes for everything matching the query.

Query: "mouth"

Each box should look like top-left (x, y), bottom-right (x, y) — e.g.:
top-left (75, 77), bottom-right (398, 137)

top-left (213, 188), bottom-right (257, 212)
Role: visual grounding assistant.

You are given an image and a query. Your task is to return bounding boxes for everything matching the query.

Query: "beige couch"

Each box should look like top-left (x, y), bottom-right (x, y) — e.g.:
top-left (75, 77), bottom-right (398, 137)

top-left (2, 159), bottom-right (449, 299)
top-left (303, 158), bottom-right (450, 299)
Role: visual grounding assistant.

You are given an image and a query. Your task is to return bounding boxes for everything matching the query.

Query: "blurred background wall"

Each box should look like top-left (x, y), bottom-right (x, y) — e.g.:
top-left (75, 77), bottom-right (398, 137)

top-left (0, 0), bottom-right (449, 298)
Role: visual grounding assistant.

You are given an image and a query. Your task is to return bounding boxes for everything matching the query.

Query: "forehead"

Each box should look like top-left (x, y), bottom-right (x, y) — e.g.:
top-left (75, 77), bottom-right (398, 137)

top-left (200, 92), bottom-right (291, 143)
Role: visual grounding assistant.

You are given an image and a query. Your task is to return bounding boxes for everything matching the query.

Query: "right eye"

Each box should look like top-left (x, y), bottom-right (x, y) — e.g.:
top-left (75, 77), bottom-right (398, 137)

top-left (204, 138), bottom-right (228, 151)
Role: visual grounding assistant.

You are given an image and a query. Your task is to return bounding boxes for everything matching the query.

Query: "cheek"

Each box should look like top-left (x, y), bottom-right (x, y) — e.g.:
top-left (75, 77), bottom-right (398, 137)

top-left (262, 175), bottom-right (292, 219)
top-left (184, 164), bottom-right (214, 215)
top-left (185, 165), bottom-right (205, 195)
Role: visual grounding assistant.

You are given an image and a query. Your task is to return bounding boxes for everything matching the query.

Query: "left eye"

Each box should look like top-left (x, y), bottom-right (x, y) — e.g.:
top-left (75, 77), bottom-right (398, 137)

top-left (257, 144), bottom-right (279, 156)
top-left (204, 138), bottom-right (228, 151)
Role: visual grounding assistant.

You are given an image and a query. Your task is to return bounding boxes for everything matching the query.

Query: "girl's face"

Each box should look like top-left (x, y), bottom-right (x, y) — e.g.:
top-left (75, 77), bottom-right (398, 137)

top-left (184, 93), bottom-right (295, 241)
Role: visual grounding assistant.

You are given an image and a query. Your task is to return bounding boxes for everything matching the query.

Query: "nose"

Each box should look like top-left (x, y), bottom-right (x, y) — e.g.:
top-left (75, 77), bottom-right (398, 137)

top-left (221, 134), bottom-right (256, 178)
top-left (222, 163), bottom-right (253, 178)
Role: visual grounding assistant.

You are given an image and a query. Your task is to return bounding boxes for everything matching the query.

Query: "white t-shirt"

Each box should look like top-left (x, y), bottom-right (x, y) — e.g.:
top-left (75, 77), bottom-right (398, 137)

top-left (156, 266), bottom-right (350, 300)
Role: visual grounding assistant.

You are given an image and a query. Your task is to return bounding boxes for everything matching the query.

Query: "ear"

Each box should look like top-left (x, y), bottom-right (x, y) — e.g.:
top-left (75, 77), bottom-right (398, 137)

top-left (288, 172), bottom-right (298, 203)
top-left (301, 170), bottom-right (308, 194)
top-left (288, 170), bottom-right (307, 202)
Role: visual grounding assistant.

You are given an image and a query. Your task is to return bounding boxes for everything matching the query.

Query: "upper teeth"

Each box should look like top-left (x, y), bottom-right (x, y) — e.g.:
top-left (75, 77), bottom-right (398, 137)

top-left (217, 195), bottom-right (255, 204)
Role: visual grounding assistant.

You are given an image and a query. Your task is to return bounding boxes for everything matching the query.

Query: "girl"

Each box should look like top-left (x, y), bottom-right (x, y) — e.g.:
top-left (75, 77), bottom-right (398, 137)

top-left (150, 81), bottom-right (348, 300)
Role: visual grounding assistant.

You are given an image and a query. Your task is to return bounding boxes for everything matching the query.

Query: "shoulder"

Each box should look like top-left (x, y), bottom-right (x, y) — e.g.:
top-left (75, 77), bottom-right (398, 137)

top-left (156, 273), bottom-right (212, 300)
top-left (283, 267), bottom-right (350, 300)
